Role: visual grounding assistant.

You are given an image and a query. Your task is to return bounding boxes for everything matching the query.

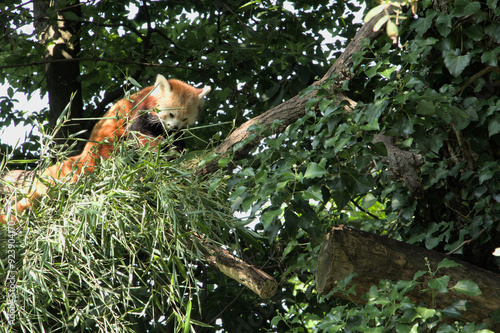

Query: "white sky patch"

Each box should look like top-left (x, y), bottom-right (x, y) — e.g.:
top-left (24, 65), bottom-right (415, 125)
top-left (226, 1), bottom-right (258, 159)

top-left (0, 86), bottom-right (46, 147)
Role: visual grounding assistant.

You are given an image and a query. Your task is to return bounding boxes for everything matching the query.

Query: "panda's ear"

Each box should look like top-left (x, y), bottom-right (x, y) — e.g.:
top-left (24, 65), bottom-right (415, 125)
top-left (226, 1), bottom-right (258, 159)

top-left (197, 86), bottom-right (211, 99)
top-left (153, 74), bottom-right (172, 95)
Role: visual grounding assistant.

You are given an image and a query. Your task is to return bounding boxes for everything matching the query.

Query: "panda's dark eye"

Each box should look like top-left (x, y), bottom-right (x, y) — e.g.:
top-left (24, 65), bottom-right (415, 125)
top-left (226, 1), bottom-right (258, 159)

top-left (169, 113), bottom-right (175, 118)
top-left (182, 118), bottom-right (188, 121)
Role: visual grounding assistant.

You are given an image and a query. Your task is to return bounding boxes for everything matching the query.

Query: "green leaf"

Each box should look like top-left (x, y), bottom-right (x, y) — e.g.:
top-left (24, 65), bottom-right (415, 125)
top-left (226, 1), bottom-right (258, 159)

top-left (436, 14), bottom-right (452, 37)
top-left (360, 193), bottom-right (377, 210)
top-left (442, 306), bottom-right (462, 318)
top-left (304, 162), bottom-right (328, 179)
top-left (490, 308), bottom-right (500, 323)
top-left (481, 48), bottom-right (500, 66)
top-left (437, 258), bottom-right (461, 270)
top-left (444, 50), bottom-right (471, 77)
top-left (416, 307), bottom-right (437, 320)
top-left (479, 169), bottom-right (494, 184)
top-left (261, 83), bottom-right (281, 102)
top-left (360, 118), bottom-right (380, 131)
top-left (488, 115), bottom-right (500, 137)
top-left (428, 275), bottom-right (450, 293)
top-left (379, 66), bottom-right (396, 79)
top-left (261, 208), bottom-right (282, 227)
top-left (426, 234), bottom-right (443, 250)
top-left (465, 24), bottom-right (484, 41)
top-left (436, 324), bottom-right (456, 333)
top-left (452, 280), bottom-right (482, 296)
top-left (319, 98), bottom-right (332, 112)
top-left (487, 0), bottom-right (499, 10)
top-left (485, 23), bottom-right (500, 41)
top-left (183, 299), bottom-right (192, 333)
top-left (412, 11), bottom-right (437, 36)
top-left (452, 0), bottom-right (481, 17)
top-left (128, 77), bottom-right (142, 88)
top-left (413, 270), bottom-right (427, 280)
top-left (416, 100), bottom-right (435, 115)
top-left (334, 136), bottom-right (351, 154)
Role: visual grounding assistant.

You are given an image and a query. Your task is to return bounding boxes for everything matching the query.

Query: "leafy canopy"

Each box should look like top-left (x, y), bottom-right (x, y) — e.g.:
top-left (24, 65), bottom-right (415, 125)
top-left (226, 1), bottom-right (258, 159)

top-left (1, 0), bottom-right (500, 332)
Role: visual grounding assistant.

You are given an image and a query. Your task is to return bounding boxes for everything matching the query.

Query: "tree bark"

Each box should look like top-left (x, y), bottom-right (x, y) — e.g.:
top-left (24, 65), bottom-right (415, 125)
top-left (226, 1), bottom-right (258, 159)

top-left (34, 0), bottom-right (83, 141)
top-left (372, 133), bottom-right (424, 199)
top-left (195, 233), bottom-right (278, 299)
top-left (316, 225), bottom-right (500, 330)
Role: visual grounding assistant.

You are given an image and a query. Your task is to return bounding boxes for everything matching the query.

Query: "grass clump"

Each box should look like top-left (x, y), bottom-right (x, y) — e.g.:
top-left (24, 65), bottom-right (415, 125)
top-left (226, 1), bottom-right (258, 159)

top-left (1, 140), bottom-right (244, 332)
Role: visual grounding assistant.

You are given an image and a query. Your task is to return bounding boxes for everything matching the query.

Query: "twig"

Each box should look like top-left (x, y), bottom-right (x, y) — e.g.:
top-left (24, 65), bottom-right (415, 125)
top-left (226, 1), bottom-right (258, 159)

top-left (446, 229), bottom-right (486, 255)
top-left (0, 57), bottom-right (185, 69)
top-left (350, 198), bottom-right (380, 219)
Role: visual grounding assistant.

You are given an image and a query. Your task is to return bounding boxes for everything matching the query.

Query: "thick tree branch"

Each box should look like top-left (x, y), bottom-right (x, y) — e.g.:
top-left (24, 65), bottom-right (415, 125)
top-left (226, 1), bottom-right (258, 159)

top-left (196, 13), bottom-right (386, 176)
top-left (316, 225), bottom-right (500, 330)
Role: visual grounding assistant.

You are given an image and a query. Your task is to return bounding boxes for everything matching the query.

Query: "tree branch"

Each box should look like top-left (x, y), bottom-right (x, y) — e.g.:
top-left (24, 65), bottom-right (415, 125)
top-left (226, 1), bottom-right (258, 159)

top-left (195, 12), bottom-right (386, 176)
top-left (0, 57), bottom-right (182, 70)
top-left (316, 225), bottom-right (500, 331)
top-left (196, 233), bottom-right (278, 299)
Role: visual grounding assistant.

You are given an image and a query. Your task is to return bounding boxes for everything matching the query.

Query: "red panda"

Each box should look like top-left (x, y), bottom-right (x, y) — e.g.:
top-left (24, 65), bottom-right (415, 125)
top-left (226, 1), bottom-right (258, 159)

top-left (0, 74), bottom-right (211, 224)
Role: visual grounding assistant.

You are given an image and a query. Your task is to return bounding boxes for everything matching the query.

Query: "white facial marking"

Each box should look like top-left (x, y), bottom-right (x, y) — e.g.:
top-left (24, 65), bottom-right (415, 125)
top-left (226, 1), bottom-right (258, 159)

top-left (151, 75), bottom-right (211, 131)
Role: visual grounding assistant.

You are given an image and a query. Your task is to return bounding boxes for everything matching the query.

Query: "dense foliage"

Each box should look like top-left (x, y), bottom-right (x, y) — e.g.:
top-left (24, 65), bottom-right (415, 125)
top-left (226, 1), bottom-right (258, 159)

top-left (0, 0), bottom-right (343, 157)
top-left (1, 0), bottom-right (499, 332)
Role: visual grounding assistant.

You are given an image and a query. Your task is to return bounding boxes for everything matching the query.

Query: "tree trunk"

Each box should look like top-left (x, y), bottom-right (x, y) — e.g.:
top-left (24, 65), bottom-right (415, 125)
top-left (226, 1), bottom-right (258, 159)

top-left (34, 0), bottom-right (83, 141)
top-left (316, 225), bottom-right (500, 330)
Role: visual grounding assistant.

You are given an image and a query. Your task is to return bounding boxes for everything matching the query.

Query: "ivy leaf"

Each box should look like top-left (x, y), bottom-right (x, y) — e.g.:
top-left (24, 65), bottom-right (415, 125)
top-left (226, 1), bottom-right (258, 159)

top-left (452, 0), bottom-right (481, 17)
top-left (416, 100), bottom-right (435, 115)
top-left (444, 50), bottom-right (471, 77)
top-left (304, 162), bottom-right (328, 179)
top-left (428, 275), bottom-right (450, 293)
top-left (481, 48), bottom-right (500, 66)
top-left (488, 115), bottom-right (500, 137)
top-left (411, 11), bottom-right (437, 36)
top-left (490, 308), bottom-right (500, 323)
top-left (451, 280), bottom-right (482, 296)
top-left (436, 14), bottom-right (452, 37)
top-left (416, 307), bottom-right (437, 320)
top-left (442, 306), bottom-right (463, 318)
top-left (437, 258), bottom-right (461, 270)
top-left (360, 118), bottom-right (380, 131)
top-left (465, 24), bottom-right (484, 41)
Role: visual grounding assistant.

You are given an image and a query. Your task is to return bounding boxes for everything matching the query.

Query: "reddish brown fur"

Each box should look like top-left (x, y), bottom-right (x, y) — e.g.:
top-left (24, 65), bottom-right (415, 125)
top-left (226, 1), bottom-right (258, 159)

top-left (1, 77), bottom-right (208, 224)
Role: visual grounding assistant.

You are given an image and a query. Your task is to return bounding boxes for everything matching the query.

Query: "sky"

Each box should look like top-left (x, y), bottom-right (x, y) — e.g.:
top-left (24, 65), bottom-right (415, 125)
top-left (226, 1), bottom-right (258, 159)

top-left (0, 86), bottom-right (47, 147)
